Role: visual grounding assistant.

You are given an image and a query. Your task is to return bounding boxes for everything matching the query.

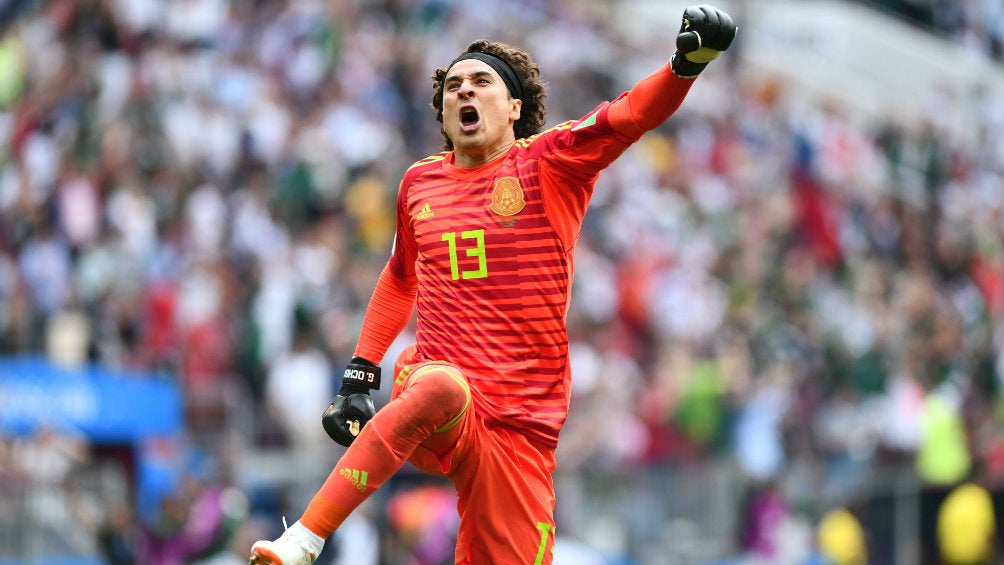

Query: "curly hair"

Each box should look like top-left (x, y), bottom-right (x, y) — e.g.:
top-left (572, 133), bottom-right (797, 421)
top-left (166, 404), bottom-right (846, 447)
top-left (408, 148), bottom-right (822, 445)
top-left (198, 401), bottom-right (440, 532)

top-left (430, 40), bottom-right (547, 151)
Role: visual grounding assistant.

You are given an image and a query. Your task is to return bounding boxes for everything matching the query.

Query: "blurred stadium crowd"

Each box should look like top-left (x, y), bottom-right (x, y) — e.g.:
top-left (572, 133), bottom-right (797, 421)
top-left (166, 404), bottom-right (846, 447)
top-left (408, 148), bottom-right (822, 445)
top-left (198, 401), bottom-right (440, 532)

top-left (0, 0), bottom-right (1003, 564)
top-left (859, 0), bottom-right (1004, 61)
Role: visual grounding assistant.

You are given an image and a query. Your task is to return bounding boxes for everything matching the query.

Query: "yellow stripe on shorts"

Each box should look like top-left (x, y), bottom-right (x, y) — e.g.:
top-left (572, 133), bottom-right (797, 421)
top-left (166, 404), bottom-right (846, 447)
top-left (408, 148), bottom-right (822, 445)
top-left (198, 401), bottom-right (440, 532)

top-left (407, 364), bottom-right (471, 433)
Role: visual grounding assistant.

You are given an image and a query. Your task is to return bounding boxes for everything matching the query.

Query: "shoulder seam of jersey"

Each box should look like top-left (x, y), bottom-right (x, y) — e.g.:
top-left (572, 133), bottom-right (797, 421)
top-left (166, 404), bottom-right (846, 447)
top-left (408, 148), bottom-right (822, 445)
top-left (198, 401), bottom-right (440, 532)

top-left (400, 152), bottom-right (449, 193)
top-left (406, 152), bottom-right (448, 171)
top-left (514, 121), bottom-right (576, 148)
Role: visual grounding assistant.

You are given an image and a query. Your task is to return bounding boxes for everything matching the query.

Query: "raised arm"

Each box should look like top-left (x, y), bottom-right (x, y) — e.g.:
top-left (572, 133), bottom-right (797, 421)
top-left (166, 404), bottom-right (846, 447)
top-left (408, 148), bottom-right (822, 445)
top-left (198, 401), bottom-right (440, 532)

top-left (608, 4), bottom-right (737, 138)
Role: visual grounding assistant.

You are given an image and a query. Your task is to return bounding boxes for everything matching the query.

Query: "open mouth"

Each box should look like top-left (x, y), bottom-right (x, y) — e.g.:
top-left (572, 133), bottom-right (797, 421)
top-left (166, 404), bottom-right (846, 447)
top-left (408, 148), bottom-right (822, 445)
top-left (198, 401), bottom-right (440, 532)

top-left (459, 106), bottom-right (480, 132)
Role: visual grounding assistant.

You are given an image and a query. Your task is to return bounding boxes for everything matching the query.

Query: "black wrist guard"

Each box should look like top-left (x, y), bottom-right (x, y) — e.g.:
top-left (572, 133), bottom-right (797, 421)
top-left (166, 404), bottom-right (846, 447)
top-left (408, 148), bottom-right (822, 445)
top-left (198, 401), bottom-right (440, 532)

top-left (339, 357), bottom-right (381, 395)
top-left (671, 51), bottom-right (707, 79)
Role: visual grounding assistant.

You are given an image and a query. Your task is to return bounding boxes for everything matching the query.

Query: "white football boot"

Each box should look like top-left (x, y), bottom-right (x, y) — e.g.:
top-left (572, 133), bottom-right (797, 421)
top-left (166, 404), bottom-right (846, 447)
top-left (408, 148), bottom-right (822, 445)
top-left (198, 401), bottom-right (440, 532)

top-left (249, 521), bottom-right (324, 565)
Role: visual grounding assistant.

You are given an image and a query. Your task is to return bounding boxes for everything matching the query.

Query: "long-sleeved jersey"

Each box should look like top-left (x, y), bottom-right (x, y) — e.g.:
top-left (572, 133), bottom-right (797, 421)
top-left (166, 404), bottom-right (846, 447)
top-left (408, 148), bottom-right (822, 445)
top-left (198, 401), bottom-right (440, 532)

top-left (355, 62), bottom-right (695, 447)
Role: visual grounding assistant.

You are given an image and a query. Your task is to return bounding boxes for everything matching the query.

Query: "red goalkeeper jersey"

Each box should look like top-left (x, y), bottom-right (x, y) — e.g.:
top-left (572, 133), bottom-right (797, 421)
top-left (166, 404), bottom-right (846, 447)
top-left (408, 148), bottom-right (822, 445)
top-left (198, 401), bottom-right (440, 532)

top-left (356, 63), bottom-right (694, 447)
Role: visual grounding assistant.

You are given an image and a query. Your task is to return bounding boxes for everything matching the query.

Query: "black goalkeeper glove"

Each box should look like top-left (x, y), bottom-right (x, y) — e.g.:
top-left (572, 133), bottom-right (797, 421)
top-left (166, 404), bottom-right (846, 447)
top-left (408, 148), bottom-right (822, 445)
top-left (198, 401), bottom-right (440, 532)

top-left (321, 357), bottom-right (380, 447)
top-left (671, 4), bottom-right (738, 78)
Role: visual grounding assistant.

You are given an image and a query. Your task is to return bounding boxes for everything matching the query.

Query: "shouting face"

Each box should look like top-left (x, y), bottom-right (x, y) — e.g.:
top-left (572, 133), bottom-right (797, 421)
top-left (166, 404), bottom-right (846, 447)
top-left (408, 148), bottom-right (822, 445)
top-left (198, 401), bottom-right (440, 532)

top-left (441, 58), bottom-right (522, 168)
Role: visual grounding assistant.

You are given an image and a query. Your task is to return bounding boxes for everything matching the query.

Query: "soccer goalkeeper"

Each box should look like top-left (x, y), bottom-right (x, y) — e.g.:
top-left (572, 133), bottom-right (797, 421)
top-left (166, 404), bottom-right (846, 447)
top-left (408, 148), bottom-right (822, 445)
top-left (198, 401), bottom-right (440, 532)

top-left (249, 5), bottom-right (737, 564)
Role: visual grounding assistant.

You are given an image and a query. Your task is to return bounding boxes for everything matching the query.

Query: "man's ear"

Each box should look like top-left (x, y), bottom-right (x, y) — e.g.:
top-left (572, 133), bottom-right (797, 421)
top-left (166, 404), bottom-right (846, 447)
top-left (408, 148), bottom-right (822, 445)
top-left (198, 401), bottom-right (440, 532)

top-left (510, 99), bottom-right (522, 121)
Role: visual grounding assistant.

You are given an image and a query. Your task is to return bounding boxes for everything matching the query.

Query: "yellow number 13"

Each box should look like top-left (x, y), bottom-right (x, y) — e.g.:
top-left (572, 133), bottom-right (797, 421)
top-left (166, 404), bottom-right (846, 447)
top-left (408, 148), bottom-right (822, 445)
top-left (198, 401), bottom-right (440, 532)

top-left (442, 229), bottom-right (487, 280)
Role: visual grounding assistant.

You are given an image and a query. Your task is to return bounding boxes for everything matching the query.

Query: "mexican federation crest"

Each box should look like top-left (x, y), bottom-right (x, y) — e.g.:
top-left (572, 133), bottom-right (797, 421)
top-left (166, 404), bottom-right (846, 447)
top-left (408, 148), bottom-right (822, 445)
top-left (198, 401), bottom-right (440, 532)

top-left (490, 177), bottom-right (526, 216)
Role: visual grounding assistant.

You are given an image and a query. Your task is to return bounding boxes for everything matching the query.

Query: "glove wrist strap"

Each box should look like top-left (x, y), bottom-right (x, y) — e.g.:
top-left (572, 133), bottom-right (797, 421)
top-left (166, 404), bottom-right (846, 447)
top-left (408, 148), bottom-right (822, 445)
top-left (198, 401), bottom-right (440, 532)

top-left (341, 359), bottom-right (381, 393)
top-left (671, 52), bottom-right (706, 79)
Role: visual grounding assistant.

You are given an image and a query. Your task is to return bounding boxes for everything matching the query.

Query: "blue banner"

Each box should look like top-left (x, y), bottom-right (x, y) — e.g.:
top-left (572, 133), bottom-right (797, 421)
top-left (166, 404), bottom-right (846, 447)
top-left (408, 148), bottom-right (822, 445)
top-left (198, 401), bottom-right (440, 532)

top-left (0, 357), bottom-right (181, 442)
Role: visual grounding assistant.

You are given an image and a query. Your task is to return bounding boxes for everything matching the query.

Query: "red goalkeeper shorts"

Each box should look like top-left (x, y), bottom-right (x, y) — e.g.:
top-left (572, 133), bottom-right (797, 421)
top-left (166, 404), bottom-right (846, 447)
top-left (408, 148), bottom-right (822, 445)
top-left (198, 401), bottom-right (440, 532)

top-left (392, 345), bottom-right (558, 565)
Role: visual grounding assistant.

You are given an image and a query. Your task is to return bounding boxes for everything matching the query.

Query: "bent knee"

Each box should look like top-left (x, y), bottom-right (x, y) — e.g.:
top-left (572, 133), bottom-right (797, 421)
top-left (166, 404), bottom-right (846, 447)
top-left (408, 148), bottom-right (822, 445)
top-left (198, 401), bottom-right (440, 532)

top-left (408, 366), bottom-right (470, 427)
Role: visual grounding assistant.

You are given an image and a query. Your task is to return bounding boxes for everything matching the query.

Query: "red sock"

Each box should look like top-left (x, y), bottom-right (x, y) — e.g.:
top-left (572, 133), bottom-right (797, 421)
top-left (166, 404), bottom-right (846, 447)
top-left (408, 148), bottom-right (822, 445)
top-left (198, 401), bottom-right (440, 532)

top-left (299, 369), bottom-right (467, 538)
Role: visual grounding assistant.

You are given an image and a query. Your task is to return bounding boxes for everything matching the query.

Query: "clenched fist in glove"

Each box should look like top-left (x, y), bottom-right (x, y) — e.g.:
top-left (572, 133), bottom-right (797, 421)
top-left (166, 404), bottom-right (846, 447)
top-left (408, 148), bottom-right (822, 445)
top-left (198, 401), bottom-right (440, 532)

top-left (672, 4), bottom-right (738, 78)
top-left (322, 357), bottom-right (380, 446)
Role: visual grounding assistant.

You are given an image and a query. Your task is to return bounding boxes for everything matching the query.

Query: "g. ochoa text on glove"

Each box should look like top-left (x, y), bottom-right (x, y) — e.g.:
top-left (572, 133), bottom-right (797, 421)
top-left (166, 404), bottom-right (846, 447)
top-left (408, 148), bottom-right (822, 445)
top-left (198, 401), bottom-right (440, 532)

top-left (344, 367), bottom-right (378, 384)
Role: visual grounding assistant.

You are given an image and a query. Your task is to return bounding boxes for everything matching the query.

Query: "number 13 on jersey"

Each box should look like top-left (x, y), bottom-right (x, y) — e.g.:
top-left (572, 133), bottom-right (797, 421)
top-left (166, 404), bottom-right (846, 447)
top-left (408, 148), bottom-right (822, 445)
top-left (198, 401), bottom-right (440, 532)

top-left (442, 229), bottom-right (487, 280)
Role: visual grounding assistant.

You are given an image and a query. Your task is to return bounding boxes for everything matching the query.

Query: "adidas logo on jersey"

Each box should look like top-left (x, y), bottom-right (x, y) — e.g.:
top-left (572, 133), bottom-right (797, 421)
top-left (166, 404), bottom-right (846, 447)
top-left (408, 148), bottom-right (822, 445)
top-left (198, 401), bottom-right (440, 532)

top-left (417, 203), bottom-right (434, 220)
top-left (340, 468), bottom-right (369, 493)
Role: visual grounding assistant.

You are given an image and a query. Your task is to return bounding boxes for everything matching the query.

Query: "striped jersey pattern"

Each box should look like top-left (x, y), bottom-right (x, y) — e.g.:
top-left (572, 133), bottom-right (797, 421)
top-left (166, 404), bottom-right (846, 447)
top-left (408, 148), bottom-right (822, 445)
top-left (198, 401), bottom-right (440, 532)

top-left (387, 101), bottom-right (636, 447)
